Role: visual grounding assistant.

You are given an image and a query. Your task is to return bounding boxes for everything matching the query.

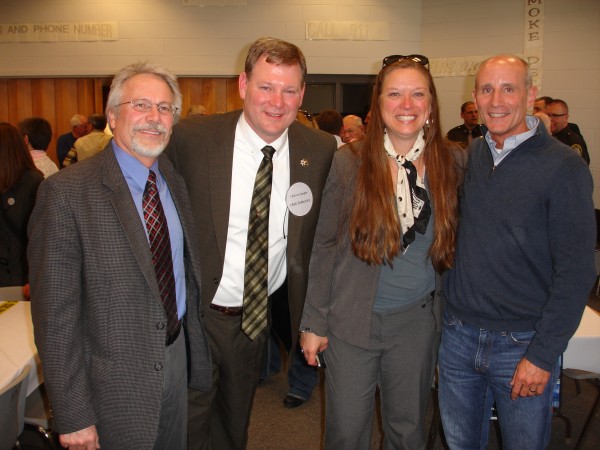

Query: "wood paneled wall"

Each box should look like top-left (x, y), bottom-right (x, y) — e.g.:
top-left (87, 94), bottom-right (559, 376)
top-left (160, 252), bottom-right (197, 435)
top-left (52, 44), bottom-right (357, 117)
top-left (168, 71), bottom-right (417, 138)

top-left (0, 76), bottom-right (242, 164)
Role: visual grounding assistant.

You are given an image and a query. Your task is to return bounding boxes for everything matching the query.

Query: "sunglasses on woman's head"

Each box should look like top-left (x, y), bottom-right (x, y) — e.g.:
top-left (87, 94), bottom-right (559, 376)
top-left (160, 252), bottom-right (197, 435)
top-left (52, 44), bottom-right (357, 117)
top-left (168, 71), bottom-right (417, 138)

top-left (382, 54), bottom-right (429, 69)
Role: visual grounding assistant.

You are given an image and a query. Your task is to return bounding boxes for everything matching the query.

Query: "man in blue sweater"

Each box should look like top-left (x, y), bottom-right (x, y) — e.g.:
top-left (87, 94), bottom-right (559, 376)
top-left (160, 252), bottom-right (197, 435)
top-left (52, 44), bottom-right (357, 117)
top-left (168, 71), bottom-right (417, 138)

top-left (439, 55), bottom-right (596, 449)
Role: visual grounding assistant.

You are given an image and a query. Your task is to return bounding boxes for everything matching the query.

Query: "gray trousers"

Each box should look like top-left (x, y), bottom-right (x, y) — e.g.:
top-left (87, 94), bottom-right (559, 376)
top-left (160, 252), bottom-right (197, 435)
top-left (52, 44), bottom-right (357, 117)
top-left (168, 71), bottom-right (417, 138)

top-left (153, 330), bottom-right (187, 450)
top-left (324, 294), bottom-right (440, 450)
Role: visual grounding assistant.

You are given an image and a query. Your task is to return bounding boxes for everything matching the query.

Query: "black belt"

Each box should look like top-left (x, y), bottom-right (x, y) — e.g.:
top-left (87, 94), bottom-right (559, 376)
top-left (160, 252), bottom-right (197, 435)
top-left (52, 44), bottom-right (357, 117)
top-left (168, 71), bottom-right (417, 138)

top-left (165, 323), bottom-right (181, 346)
top-left (210, 303), bottom-right (243, 317)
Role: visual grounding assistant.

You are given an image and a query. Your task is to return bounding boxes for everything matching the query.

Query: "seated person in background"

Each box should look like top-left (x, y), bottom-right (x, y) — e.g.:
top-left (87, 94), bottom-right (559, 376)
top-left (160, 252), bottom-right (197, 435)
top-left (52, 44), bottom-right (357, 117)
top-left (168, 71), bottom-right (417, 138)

top-left (316, 109), bottom-right (344, 148)
top-left (446, 101), bottom-right (482, 148)
top-left (56, 114), bottom-right (90, 168)
top-left (341, 114), bottom-right (365, 143)
top-left (534, 96), bottom-right (582, 136)
top-left (0, 122), bottom-right (43, 287)
top-left (63, 113), bottom-right (112, 166)
top-left (19, 117), bottom-right (59, 178)
top-left (547, 99), bottom-right (590, 165)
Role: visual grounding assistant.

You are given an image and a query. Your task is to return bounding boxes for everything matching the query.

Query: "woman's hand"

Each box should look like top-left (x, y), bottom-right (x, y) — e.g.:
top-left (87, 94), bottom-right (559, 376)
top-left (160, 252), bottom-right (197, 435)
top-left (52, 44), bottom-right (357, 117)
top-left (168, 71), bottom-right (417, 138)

top-left (300, 331), bottom-right (328, 366)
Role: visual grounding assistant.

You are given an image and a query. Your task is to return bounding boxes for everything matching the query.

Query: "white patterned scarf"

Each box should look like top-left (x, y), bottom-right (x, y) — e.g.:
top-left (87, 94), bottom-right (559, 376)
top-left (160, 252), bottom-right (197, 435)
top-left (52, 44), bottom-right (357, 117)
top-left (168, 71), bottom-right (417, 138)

top-left (383, 129), bottom-right (431, 248)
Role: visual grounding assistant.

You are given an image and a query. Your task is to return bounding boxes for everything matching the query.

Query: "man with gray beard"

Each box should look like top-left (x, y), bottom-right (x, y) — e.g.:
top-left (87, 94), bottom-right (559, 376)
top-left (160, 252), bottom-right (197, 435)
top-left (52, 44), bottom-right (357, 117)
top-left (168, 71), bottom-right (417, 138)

top-left (28, 62), bottom-right (211, 450)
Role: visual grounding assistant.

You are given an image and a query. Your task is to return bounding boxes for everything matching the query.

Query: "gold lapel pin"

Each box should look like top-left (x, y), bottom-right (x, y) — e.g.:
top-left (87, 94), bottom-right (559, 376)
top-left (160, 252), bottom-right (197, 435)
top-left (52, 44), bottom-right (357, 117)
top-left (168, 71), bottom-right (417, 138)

top-left (300, 159), bottom-right (309, 167)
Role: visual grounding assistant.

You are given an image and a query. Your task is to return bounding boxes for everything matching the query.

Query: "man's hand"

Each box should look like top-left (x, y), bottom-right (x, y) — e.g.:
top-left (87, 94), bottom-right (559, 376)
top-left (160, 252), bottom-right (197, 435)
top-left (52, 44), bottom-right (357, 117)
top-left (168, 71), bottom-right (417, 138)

top-left (59, 425), bottom-right (100, 449)
top-left (509, 357), bottom-right (551, 400)
top-left (299, 331), bottom-right (328, 366)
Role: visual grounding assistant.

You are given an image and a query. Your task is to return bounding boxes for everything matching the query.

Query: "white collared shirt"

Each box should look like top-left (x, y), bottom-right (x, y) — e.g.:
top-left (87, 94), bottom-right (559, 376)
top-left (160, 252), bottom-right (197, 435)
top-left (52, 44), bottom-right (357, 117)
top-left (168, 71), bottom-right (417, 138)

top-left (212, 114), bottom-right (290, 307)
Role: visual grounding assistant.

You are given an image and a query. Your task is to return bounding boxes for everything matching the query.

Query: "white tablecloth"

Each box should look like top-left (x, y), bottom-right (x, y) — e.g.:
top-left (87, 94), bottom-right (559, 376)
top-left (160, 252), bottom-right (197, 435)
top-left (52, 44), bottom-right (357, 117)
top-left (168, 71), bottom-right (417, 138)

top-left (563, 306), bottom-right (600, 373)
top-left (0, 301), bottom-right (43, 396)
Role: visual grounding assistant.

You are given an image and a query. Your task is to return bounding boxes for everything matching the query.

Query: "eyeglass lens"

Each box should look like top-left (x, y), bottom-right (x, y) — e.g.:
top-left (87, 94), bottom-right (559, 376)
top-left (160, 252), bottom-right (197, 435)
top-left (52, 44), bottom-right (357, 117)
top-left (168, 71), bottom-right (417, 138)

top-left (122, 100), bottom-right (177, 116)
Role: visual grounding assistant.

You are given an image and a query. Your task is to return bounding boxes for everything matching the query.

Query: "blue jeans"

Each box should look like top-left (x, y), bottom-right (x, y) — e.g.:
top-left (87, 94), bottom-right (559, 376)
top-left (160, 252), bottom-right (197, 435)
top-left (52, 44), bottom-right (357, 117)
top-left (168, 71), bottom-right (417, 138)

top-left (262, 332), bottom-right (318, 400)
top-left (438, 310), bottom-right (559, 450)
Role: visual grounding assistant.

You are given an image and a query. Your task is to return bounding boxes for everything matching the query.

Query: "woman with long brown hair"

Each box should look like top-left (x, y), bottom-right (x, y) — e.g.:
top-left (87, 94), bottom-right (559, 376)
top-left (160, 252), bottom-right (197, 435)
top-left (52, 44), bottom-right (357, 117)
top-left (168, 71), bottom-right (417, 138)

top-left (299, 56), bottom-right (464, 449)
top-left (0, 122), bottom-right (43, 287)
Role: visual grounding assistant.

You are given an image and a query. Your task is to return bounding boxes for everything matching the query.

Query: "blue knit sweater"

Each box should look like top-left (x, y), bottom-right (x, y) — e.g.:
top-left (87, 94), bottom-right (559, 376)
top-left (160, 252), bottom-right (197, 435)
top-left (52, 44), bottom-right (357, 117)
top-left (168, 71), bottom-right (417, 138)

top-left (444, 124), bottom-right (596, 371)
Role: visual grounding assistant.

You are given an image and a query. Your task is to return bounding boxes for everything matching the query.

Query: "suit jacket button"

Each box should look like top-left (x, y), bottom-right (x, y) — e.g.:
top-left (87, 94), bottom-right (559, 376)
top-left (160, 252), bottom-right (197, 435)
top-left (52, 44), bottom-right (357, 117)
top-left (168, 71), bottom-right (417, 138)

top-left (156, 322), bottom-right (165, 330)
top-left (213, 277), bottom-right (219, 285)
top-left (155, 363), bottom-right (163, 371)
top-left (200, 311), bottom-right (205, 318)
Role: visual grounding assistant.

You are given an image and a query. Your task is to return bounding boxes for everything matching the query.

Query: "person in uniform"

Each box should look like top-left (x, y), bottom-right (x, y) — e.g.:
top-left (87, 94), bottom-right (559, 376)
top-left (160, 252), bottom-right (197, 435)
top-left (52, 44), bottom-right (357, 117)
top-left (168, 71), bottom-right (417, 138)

top-left (547, 99), bottom-right (589, 165)
top-left (446, 101), bottom-right (482, 148)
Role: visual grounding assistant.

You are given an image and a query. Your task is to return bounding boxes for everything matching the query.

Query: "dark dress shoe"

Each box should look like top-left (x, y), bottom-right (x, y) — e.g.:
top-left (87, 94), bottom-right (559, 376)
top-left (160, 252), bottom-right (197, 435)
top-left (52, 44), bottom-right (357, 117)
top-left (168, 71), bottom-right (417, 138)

top-left (283, 394), bottom-right (305, 408)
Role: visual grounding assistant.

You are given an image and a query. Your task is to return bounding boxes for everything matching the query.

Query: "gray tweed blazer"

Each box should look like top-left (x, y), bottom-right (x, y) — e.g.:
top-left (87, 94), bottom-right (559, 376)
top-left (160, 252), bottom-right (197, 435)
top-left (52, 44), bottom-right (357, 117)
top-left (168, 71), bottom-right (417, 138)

top-left (28, 144), bottom-right (211, 448)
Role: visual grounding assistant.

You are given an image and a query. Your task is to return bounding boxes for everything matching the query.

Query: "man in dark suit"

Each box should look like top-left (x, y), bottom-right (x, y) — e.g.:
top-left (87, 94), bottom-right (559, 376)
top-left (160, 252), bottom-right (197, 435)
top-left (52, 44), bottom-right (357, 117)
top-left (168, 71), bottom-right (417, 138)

top-left (29, 62), bottom-right (211, 450)
top-left (446, 101), bottom-right (483, 148)
top-left (167, 37), bottom-right (336, 449)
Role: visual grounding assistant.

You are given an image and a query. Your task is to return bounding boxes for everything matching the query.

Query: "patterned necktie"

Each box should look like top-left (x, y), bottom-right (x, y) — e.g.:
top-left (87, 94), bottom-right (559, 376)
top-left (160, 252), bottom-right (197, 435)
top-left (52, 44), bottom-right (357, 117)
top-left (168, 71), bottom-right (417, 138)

top-left (242, 146), bottom-right (275, 340)
top-left (143, 170), bottom-right (179, 340)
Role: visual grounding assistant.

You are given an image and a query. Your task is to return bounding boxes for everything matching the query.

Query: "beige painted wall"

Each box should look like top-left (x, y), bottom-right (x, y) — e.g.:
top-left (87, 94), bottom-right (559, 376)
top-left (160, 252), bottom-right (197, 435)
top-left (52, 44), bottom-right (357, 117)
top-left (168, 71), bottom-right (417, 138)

top-left (1, 0), bottom-right (598, 202)
top-left (421, 0), bottom-right (600, 204)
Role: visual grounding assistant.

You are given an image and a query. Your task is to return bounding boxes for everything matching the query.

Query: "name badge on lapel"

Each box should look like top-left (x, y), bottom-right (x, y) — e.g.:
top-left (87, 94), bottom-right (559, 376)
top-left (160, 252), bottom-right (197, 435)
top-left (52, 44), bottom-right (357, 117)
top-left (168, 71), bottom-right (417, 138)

top-left (286, 182), bottom-right (313, 217)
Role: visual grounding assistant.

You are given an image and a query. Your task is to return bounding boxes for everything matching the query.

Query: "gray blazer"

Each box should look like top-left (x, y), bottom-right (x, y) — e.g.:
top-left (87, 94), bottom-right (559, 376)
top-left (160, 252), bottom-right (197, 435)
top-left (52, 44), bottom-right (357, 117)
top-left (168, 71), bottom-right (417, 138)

top-left (300, 145), bottom-right (445, 349)
top-left (28, 145), bottom-right (211, 448)
top-left (166, 111), bottom-right (336, 348)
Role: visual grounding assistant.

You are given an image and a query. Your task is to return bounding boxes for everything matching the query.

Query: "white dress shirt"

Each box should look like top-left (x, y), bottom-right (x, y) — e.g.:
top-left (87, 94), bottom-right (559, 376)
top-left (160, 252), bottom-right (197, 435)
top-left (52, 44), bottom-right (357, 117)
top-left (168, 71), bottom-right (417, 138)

top-left (212, 113), bottom-right (290, 307)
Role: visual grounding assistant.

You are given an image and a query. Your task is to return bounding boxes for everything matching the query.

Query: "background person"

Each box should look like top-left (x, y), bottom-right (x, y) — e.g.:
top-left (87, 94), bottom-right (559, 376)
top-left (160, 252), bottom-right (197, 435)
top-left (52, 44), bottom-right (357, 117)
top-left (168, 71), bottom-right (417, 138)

top-left (340, 114), bottom-right (366, 143)
top-left (315, 109), bottom-right (344, 148)
top-left (18, 116), bottom-right (59, 178)
top-left (29, 62), bottom-right (211, 450)
top-left (546, 98), bottom-right (590, 165)
top-left (300, 55), bottom-right (464, 449)
top-left (439, 55), bottom-right (596, 450)
top-left (533, 96), bottom-right (582, 136)
top-left (63, 113), bottom-right (112, 166)
top-left (166, 37), bottom-right (336, 450)
top-left (56, 113), bottom-right (90, 168)
top-left (446, 100), bottom-right (482, 148)
top-left (0, 122), bottom-right (43, 287)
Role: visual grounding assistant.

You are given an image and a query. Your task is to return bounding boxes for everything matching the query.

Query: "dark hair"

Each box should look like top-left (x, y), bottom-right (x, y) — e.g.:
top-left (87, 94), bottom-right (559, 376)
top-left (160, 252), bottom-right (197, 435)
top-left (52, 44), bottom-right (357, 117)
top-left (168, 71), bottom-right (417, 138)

top-left (18, 117), bottom-right (52, 151)
top-left (316, 109), bottom-right (343, 135)
top-left (549, 98), bottom-right (569, 112)
top-left (536, 96), bottom-right (554, 105)
top-left (460, 101), bottom-right (475, 113)
top-left (89, 113), bottom-right (108, 131)
top-left (349, 59), bottom-right (462, 271)
top-left (244, 37), bottom-right (307, 84)
top-left (1, 122), bottom-right (40, 192)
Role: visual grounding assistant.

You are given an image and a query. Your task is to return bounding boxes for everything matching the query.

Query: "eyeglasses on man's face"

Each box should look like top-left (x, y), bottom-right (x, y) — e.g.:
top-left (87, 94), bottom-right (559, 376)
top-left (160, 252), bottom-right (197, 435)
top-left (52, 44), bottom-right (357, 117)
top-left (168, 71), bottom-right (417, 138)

top-left (119, 99), bottom-right (178, 116)
top-left (382, 54), bottom-right (429, 69)
top-left (547, 113), bottom-right (567, 119)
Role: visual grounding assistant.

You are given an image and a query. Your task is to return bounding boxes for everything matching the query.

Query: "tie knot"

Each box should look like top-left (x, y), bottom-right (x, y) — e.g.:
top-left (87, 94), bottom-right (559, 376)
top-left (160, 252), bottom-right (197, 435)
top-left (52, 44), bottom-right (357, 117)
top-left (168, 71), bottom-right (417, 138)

top-left (145, 170), bottom-right (158, 195)
top-left (261, 146), bottom-right (275, 161)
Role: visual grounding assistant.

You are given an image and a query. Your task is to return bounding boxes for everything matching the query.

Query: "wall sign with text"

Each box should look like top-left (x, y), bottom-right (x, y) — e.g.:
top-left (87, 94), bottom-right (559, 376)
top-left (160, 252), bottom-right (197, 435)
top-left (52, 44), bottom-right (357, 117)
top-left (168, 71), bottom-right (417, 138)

top-left (0, 22), bottom-right (118, 43)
